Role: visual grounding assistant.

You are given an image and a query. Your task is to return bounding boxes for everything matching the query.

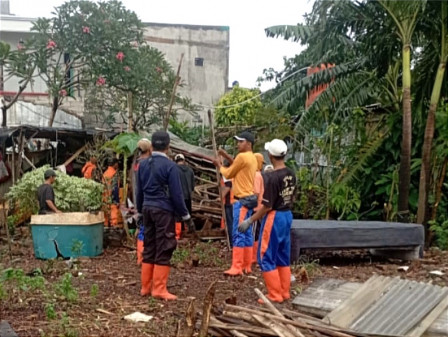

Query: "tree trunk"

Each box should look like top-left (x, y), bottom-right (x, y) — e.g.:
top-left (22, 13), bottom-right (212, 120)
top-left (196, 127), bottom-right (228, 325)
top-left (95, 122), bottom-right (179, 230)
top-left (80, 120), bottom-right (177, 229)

top-left (417, 1), bottom-right (447, 233)
top-left (416, 61), bottom-right (446, 226)
top-left (48, 96), bottom-right (59, 127)
top-left (397, 44), bottom-right (412, 223)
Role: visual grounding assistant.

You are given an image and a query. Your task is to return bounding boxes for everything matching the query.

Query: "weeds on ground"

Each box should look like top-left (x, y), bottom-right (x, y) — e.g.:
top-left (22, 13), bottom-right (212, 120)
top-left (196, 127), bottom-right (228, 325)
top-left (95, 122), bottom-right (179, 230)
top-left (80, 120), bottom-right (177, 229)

top-left (291, 256), bottom-right (321, 281)
top-left (193, 241), bottom-right (224, 267)
top-left (1, 268), bottom-right (46, 292)
top-left (430, 219), bottom-right (448, 250)
top-left (171, 248), bottom-right (190, 265)
top-left (71, 240), bottom-right (84, 258)
top-left (45, 302), bottom-right (57, 320)
top-left (54, 273), bottom-right (78, 303)
top-left (90, 283), bottom-right (99, 297)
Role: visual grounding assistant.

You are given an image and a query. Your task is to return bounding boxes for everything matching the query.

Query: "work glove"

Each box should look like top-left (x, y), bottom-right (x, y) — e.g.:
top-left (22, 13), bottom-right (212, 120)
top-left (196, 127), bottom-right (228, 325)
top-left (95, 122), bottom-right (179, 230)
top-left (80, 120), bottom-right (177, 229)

top-left (187, 219), bottom-right (196, 234)
top-left (238, 217), bottom-right (253, 233)
top-left (181, 214), bottom-right (191, 221)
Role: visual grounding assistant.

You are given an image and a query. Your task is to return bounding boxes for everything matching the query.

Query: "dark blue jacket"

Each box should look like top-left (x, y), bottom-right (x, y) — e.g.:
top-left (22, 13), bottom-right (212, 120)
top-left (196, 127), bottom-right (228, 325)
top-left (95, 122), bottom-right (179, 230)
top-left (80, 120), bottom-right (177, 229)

top-left (136, 152), bottom-right (189, 217)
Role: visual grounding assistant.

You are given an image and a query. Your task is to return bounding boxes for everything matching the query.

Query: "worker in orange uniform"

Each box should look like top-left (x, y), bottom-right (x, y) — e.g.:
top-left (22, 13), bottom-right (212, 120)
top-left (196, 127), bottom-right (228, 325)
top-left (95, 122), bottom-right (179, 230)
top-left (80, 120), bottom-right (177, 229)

top-left (238, 139), bottom-right (296, 303)
top-left (252, 153), bottom-right (265, 267)
top-left (220, 160), bottom-right (234, 247)
top-left (213, 131), bottom-right (257, 276)
top-left (134, 138), bottom-right (152, 265)
top-left (103, 158), bottom-right (120, 227)
top-left (82, 156), bottom-right (97, 179)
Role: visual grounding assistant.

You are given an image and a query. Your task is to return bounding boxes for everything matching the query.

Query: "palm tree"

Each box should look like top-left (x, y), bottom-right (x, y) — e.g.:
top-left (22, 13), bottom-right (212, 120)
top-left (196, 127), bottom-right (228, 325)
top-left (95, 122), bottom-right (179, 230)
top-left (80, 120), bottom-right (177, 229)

top-left (378, 0), bottom-right (425, 222)
top-left (416, 1), bottom-right (448, 229)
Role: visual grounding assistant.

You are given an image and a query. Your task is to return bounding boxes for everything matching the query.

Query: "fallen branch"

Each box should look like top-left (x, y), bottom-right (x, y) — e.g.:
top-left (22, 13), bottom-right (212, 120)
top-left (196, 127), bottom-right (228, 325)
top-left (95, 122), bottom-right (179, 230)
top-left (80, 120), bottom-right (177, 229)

top-left (199, 281), bottom-right (217, 337)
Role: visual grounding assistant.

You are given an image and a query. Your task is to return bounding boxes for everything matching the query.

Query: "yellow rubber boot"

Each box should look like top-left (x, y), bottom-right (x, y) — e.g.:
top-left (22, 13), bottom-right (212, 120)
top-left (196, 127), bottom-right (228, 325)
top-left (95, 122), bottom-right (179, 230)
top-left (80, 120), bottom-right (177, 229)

top-left (258, 269), bottom-right (283, 304)
top-left (151, 265), bottom-right (177, 300)
top-left (243, 247), bottom-right (253, 274)
top-left (277, 266), bottom-right (291, 300)
top-left (224, 247), bottom-right (244, 276)
top-left (140, 263), bottom-right (154, 296)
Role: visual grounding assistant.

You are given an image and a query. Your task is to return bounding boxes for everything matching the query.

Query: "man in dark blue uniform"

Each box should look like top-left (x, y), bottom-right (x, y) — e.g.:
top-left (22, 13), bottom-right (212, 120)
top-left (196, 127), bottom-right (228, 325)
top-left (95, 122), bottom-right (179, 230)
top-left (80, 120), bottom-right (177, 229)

top-left (137, 131), bottom-right (190, 300)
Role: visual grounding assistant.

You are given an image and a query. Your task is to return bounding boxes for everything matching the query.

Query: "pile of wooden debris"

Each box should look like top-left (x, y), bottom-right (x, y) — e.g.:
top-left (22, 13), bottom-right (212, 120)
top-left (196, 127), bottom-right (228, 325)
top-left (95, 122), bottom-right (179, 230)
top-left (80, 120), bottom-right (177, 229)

top-left (177, 281), bottom-right (361, 337)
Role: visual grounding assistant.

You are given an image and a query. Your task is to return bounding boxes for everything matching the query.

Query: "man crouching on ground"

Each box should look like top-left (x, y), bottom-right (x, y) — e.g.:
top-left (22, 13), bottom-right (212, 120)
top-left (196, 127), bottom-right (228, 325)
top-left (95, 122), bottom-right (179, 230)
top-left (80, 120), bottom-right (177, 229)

top-left (238, 139), bottom-right (296, 303)
top-left (136, 131), bottom-right (190, 300)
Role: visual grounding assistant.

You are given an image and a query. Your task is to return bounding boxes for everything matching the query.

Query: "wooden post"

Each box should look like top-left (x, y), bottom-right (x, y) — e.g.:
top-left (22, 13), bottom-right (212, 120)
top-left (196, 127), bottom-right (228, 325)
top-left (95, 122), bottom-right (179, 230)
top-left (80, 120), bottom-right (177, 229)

top-left (2, 200), bottom-right (12, 260)
top-left (208, 109), bottom-right (231, 250)
top-left (164, 53), bottom-right (184, 131)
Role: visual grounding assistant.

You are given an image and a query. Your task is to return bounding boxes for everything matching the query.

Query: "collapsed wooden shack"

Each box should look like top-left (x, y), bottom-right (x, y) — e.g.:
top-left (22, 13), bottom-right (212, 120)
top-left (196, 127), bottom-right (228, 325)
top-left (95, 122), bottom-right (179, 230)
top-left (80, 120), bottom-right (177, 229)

top-left (169, 133), bottom-right (225, 239)
top-left (0, 125), bottom-right (117, 199)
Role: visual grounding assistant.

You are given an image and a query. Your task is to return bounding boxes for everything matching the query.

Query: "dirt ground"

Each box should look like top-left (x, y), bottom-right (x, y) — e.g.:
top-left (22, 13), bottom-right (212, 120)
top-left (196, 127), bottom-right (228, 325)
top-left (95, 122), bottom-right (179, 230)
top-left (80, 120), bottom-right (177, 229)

top-left (1, 229), bottom-right (447, 337)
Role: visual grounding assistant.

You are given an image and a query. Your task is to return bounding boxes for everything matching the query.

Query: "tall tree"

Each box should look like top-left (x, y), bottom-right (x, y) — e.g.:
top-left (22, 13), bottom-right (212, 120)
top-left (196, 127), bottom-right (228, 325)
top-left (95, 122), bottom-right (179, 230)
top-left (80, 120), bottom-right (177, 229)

top-left (417, 1), bottom-right (448, 228)
top-left (29, 0), bottom-right (143, 126)
top-left (378, 0), bottom-right (424, 222)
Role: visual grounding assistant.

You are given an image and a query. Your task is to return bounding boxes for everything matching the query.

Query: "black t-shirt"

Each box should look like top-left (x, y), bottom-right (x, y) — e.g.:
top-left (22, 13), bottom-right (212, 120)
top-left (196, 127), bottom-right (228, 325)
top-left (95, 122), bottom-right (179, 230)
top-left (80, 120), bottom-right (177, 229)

top-left (37, 183), bottom-right (55, 214)
top-left (261, 167), bottom-right (296, 211)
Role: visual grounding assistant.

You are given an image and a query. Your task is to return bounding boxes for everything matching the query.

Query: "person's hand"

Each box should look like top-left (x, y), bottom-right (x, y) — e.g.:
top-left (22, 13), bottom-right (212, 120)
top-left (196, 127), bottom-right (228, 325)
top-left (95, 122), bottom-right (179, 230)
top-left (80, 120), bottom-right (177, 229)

top-left (212, 157), bottom-right (222, 168)
top-left (218, 148), bottom-right (228, 157)
top-left (181, 214), bottom-right (191, 221)
top-left (238, 218), bottom-right (253, 233)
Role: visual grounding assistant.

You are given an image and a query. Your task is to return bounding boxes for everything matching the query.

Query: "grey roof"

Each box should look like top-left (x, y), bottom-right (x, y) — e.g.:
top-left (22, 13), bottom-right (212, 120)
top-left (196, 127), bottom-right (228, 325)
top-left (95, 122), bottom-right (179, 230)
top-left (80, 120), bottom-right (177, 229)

top-left (324, 275), bottom-right (448, 337)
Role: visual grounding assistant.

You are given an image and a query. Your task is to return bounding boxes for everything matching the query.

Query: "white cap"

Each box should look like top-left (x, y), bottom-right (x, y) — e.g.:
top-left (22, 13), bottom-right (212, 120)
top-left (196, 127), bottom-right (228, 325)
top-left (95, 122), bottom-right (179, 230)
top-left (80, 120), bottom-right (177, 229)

top-left (264, 139), bottom-right (287, 156)
top-left (174, 153), bottom-right (185, 162)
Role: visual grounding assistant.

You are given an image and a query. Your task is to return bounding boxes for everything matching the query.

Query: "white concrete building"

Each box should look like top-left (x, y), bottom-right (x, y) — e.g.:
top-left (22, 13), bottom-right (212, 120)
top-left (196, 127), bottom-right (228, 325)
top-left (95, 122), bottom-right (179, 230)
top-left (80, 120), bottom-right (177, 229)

top-left (0, 0), bottom-right (229, 129)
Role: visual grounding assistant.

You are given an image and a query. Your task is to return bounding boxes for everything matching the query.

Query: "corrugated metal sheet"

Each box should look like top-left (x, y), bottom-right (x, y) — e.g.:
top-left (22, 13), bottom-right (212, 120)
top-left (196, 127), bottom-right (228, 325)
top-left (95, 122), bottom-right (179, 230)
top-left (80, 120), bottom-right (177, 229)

top-left (325, 276), bottom-right (448, 337)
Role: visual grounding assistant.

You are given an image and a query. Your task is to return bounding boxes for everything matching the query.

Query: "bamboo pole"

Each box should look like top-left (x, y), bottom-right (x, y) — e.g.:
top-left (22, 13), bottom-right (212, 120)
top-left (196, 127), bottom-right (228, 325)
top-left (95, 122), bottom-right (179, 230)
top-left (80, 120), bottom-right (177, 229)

top-left (164, 53), bottom-right (184, 131)
top-left (208, 109), bottom-right (231, 250)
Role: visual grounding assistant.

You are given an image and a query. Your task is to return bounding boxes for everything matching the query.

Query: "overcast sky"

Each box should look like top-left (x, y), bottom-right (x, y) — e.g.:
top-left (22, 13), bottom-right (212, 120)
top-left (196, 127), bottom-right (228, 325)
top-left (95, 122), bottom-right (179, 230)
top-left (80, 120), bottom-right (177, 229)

top-left (8, 0), bottom-right (313, 91)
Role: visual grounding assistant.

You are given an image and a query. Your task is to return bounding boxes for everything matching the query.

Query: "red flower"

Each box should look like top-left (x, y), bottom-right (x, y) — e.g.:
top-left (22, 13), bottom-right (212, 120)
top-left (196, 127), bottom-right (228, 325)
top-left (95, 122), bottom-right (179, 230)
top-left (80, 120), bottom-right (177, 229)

top-left (46, 40), bottom-right (57, 50)
top-left (116, 52), bottom-right (125, 62)
top-left (96, 76), bottom-right (106, 86)
top-left (124, 66), bottom-right (131, 72)
top-left (82, 26), bottom-right (90, 34)
top-left (59, 89), bottom-right (67, 97)
top-left (155, 67), bottom-right (162, 73)
top-left (17, 44), bottom-right (25, 51)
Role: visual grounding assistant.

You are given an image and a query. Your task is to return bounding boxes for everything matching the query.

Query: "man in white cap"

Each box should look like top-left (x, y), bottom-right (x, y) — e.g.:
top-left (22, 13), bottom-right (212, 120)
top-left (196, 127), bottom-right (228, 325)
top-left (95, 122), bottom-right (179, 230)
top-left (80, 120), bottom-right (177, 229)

top-left (238, 139), bottom-right (296, 303)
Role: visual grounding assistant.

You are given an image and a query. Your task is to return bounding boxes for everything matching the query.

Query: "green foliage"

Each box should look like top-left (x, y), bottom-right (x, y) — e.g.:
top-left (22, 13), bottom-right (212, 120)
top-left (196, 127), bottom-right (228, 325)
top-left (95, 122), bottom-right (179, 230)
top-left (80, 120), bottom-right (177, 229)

top-left (54, 273), bottom-right (78, 303)
top-left (45, 303), bottom-right (57, 320)
top-left (169, 120), bottom-right (208, 146)
top-left (193, 241), bottom-right (224, 267)
top-left (6, 215), bottom-right (18, 236)
top-left (90, 284), bottom-right (99, 297)
top-left (171, 248), bottom-right (190, 265)
top-left (215, 86), bottom-right (262, 126)
top-left (330, 183), bottom-right (361, 220)
top-left (6, 165), bottom-right (104, 215)
top-left (71, 240), bottom-right (84, 258)
top-left (1, 268), bottom-right (45, 292)
top-left (430, 220), bottom-right (448, 250)
top-left (103, 132), bottom-right (140, 157)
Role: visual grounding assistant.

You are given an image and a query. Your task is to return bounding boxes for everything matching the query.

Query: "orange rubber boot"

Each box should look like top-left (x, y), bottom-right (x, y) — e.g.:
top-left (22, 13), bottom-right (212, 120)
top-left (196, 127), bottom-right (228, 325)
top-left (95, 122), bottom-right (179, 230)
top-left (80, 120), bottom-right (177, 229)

top-left (224, 247), bottom-right (244, 276)
top-left (140, 263), bottom-right (154, 296)
top-left (151, 265), bottom-right (177, 300)
top-left (252, 241), bottom-right (258, 264)
top-left (258, 269), bottom-right (283, 304)
top-left (243, 247), bottom-right (253, 274)
top-left (175, 222), bottom-right (182, 240)
top-left (277, 266), bottom-right (291, 300)
top-left (136, 240), bottom-right (144, 265)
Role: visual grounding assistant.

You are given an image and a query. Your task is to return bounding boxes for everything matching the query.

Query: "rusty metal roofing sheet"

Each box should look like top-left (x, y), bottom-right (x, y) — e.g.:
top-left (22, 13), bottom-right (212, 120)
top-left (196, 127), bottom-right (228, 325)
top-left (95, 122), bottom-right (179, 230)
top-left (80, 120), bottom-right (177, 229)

top-left (325, 275), bottom-right (448, 337)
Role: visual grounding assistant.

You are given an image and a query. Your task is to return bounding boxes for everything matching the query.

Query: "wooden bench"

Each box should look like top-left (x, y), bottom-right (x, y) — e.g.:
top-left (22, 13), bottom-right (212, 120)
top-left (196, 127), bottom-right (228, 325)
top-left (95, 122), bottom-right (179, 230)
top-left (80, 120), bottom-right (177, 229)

top-left (290, 220), bottom-right (425, 261)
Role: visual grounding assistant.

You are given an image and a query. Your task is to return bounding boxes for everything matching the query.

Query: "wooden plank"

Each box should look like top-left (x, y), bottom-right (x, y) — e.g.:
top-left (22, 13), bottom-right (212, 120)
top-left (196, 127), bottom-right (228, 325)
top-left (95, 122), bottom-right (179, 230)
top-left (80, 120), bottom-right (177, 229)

top-left (323, 275), bottom-right (399, 328)
top-left (407, 296), bottom-right (448, 337)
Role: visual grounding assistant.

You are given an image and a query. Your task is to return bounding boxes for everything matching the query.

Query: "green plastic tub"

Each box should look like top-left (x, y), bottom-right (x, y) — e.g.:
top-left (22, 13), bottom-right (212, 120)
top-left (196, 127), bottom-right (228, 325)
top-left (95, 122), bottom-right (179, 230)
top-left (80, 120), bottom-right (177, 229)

top-left (30, 212), bottom-right (104, 259)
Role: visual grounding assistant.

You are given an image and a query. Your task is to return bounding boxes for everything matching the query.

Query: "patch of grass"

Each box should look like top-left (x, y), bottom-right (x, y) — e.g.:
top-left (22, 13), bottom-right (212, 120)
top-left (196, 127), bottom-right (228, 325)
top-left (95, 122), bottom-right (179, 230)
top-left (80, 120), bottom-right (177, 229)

top-left (1, 268), bottom-right (46, 291)
top-left (90, 283), bottom-right (99, 297)
top-left (193, 241), bottom-right (224, 267)
top-left (54, 273), bottom-right (78, 303)
top-left (45, 302), bottom-right (57, 320)
top-left (292, 256), bottom-right (321, 278)
top-left (171, 248), bottom-right (190, 265)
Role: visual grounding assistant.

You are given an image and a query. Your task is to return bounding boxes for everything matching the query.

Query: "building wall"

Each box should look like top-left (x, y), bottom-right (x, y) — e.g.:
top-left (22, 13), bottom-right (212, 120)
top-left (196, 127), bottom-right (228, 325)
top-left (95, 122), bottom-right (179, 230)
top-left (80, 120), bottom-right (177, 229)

top-left (144, 23), bottom-right (229, 125)
top-left (1, 15), bottom-right (229, 129)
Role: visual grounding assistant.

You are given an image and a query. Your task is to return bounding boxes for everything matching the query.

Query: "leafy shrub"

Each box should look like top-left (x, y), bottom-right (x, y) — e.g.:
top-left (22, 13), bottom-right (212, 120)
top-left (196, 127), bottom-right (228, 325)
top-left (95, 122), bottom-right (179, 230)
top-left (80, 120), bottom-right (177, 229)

top-left (429, 220), bottom-right (448, 250)
top-left (7, 165), bottom-right (104, 215)
top-left (54, 273), bottom-right (78, 303)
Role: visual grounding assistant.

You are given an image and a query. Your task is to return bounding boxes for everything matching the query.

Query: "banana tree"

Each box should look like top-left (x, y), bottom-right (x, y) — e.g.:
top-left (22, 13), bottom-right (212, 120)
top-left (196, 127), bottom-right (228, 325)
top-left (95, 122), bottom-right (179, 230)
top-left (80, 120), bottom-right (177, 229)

top-left (379, 0), bottom-right (424, 222)
top-left (417, 1), bottom-right (448, 228)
